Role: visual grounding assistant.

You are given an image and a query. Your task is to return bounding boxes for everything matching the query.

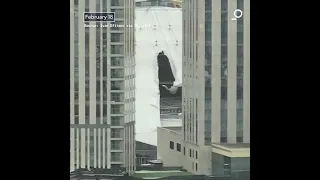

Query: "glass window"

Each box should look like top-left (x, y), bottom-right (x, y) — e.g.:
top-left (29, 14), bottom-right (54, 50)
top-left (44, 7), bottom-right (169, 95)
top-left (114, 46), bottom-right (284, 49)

top-left (220, 137), bottom-right (227, 143)
top-left (221, 87), bottom-right (227, 100)
top-left (111, 152), bottom-right (122, 161)
top-left (111, 80), bottom-right (123, 90)
top-left (96, 104), bottom-right (100, 117)
top-left (205, 0), bottom-right (212, 11)
top-left (111, 33), bottom-right (124, 42)
top-left (111, 128), bottom-right (122, 138)
top-left (111, 92), bottom-right (122, 102)
top-left (75, 105), bottom-right (79, 116)
top-left (170, 141), bottom-right (174, 149)
top-left (176, 143), bottom-right (181, 152)
top-left (111, 69), bottom-right (124, 78)
top-left (111, 57), bottom-right (124, 66)
top-left (237, 32), bottom-right (243, 44)
top-left (111, 116), bottom-right (123, 126)
top-left (111, 104), bottom-right (122, 114)
top-left (221, 0), bottom-right (228, 11)
top-left (111, 0), bottom-right (123, 6)
top-left (111, 45), bottom-right (124, 54)
top-left (221, 46), bottom-right (227, 59)
top-left (111, 140), bottom-right (121, 150)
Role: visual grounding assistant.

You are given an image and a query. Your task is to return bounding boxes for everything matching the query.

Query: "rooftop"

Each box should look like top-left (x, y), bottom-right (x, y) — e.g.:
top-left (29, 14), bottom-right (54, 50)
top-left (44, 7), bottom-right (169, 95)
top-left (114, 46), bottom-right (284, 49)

top-left (162, 126), bottom-right (182, 133)
top-left (133, 170), bottom-right (192, 179)
top-left (213, 143), bottom-right (250, 149)
top-left (212, 143), bottom-right (250, 158)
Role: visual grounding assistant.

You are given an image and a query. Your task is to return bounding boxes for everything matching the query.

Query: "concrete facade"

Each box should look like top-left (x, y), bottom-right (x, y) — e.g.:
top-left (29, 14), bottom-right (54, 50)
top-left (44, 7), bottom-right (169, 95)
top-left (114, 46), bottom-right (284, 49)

top-left (157, 127), bottom-right (184, 167)
top-left (70, 0), bottom-right (135, 175)
top-left (157, 0), bottom-right (250, 176)
top-left (157, 127), bottom-right (250, 176)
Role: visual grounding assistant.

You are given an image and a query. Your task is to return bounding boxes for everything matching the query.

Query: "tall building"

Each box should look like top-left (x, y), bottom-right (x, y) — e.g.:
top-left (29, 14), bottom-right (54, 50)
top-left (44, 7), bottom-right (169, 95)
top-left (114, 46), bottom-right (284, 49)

top-left (157, 0), bottom-right (250, 178)
top-left (70, 0), bottom-right (136, 175)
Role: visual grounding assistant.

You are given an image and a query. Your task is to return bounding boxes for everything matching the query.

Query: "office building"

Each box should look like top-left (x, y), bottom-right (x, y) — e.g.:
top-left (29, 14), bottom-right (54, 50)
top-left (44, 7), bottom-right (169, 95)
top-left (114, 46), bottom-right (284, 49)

top-left (157, 0), bottom-right (250, 177)
top-left (70, 0), bottom-right (136, 175)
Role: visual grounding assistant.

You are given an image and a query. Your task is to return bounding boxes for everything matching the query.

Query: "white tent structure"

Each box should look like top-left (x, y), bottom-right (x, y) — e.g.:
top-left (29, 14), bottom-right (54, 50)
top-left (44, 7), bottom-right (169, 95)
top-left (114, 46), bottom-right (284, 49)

top-left (135, 7), bottom-right (182, 146)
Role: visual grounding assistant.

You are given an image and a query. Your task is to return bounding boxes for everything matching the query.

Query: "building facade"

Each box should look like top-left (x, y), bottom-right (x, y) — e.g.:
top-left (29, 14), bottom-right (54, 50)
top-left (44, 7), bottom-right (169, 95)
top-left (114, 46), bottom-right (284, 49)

top-left (182, 0), bottom-right (250, 175)
top-left (157, 0), bottom-right (250, 177)
top-left (70, 0), bottom-right (136, 175)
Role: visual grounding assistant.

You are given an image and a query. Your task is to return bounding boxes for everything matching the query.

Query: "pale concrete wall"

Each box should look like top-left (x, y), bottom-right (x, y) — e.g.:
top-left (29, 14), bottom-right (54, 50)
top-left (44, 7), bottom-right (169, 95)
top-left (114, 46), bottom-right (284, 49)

top-left (157, 127), bottom-right (184, 167)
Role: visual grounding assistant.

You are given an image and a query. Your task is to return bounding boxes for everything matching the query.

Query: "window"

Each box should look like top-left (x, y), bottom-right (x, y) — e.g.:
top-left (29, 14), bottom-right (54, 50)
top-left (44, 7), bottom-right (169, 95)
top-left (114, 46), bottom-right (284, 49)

top-left (96, 104), bottom-right (100, 117)
top-left (221, 87), bottom-right (227, 100)
top-left (177, 143), bottom-right (181, 152)
top-left (111, 104), bottom-right (122, 114)
top-left (237, 32), bottom-right (243, 44)
top-left (74, 116), bottom-right (79, 124)
top-left (189, 149), bottom-right (192, 157)
top-left (111, 152), bottom-right (121, 161)
top-left (111, 140), bottom-right (121, 150)
top-left (111, 80), bottom-right (123, 90)
top-left (111, 92), bottom-right (122, 102)
top-left (74, 105), bottom-right (79, 116)
top-left (111, 128), bottom-right (122, 138)
top-left (111, 0), bottom-right (122, 6)
top-left (169, 141), bottom-right (174, 150)
top-left (111, 33), bottom-right (123, 42)
top-left (183, 147), bottom-right (185, 155)
top-left (111, 57), bottom-right (124, 66)
top-left (196, 151), bottom-right (198, 159)
top-left (220, 137), bottom-right (227, 143)
top-left (111, 69), bottom-right (124, 78)
top-left (237, 137), bottom-right (243, 143)
top-left (111, 116), bottom-right (123, 126)
top-left (111, 45), bottom-right (124, 54)
top-left (221, 46), bottom-right (227, 59)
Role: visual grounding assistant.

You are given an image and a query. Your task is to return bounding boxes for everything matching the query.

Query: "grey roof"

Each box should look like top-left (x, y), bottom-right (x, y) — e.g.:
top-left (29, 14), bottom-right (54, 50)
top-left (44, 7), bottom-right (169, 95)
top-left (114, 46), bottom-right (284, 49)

top-left (213, 143), bottom-right (250, 149)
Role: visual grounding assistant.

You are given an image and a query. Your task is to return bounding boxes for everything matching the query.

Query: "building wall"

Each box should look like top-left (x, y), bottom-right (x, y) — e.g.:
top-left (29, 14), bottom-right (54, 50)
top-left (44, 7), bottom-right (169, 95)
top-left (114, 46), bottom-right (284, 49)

top-left (181, 0), bottom-right (250, 175)
top-left (157, 127), bottom-right (184, 167)
top-left (183, 0), bottom-right (250, 145)
top-left (157, 127), bottom-right (212, 175)
top-left (70, 0), bottom-right (135, 175)
top-left (231, 157), bottom-right (250, 172)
